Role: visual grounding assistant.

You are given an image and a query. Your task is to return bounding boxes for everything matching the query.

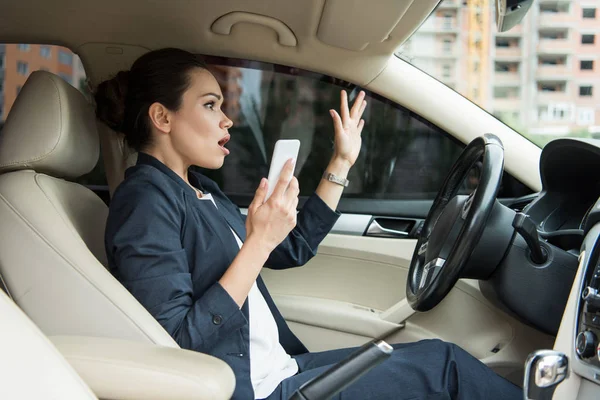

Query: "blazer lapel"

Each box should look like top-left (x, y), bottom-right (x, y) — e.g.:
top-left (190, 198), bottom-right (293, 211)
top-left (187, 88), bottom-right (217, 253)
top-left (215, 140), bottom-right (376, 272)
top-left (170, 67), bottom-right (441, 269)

top-left (212, 195), bottom-right (247, 242)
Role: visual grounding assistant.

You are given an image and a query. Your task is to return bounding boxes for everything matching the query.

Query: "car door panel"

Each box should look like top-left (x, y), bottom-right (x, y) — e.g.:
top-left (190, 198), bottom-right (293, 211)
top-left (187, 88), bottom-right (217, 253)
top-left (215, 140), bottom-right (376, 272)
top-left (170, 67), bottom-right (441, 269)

top-left (261, 233), bottom-right (554, 384)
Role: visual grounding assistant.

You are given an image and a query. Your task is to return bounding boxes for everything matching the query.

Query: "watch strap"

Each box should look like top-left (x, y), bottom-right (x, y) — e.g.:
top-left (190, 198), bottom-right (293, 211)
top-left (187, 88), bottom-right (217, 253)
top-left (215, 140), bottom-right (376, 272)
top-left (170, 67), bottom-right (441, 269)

top-left (323, 172), bottom-right (349, 187)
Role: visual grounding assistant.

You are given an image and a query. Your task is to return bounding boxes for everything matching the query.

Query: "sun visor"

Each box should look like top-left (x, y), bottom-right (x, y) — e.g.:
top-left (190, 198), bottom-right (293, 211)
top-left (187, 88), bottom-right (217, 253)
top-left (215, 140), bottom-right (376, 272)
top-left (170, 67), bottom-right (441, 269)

top-left (316, 0), bottom-right (414, 51)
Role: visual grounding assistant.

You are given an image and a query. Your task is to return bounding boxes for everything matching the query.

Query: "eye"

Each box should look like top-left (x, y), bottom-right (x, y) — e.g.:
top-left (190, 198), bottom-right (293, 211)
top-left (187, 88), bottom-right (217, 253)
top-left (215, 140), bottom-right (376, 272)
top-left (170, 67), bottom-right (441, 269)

top-left (204, 101), bottom-right (215, 110)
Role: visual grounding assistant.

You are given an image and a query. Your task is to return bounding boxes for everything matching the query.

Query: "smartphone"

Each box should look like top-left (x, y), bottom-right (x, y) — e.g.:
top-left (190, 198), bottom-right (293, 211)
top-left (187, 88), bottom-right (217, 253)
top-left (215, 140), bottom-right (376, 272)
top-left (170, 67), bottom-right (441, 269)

top-left (265, 139), bottom-right (301, 201)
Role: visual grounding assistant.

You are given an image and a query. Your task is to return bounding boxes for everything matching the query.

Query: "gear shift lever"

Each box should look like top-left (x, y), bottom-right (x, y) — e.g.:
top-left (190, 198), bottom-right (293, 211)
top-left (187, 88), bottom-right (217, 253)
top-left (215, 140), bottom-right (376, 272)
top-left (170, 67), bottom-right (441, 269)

top-left (512, 213), bottom-right (548, 264)
top-left (523, 350), bottom-right (569, 400)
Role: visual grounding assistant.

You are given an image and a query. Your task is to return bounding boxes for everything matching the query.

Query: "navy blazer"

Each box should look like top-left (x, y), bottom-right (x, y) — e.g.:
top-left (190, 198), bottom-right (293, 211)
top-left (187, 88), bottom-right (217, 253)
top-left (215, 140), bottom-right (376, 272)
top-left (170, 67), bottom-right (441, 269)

top-left (105, 153), bottom-right (341, 399)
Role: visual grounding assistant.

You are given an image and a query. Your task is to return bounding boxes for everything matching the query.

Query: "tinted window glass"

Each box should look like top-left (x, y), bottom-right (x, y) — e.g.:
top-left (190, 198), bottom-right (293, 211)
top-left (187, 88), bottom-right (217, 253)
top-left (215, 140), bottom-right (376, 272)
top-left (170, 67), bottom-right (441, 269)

top-left (197, 57), bottom-right (529, 206)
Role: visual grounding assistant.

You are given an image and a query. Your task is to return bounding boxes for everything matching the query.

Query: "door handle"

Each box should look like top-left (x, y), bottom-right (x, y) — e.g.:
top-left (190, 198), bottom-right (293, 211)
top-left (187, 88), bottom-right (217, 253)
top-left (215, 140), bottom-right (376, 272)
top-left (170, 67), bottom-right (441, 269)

top-left (366, 219), bottom-right (410, 238)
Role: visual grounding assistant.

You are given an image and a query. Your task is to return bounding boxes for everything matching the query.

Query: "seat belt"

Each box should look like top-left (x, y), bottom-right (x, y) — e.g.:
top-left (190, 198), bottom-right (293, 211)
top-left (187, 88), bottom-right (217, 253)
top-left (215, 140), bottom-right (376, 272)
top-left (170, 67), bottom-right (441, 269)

top-left (0, 273), bottom-right (11, 298)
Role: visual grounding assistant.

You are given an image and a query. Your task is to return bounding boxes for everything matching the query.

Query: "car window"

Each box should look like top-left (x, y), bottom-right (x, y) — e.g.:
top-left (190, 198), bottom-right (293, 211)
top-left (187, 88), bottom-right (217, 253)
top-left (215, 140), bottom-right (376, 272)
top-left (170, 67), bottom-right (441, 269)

top-left (0, 44), bottom-right (108, 200)
top-left (396, 0), bottom-right (600, 149)
top-left (198, 56), bottom-right (530, 209)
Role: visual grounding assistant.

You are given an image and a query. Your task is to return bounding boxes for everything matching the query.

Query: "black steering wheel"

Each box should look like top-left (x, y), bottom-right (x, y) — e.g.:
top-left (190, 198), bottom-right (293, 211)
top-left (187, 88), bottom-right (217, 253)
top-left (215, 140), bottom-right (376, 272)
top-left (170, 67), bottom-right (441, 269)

top-left (406, 134), bottom-right (505, 311)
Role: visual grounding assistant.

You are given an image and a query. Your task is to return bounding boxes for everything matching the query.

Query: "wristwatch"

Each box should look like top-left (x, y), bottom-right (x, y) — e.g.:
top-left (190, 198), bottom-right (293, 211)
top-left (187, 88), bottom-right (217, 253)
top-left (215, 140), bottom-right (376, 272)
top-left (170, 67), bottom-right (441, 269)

top-left (323, 171), bottom-right (349, 187)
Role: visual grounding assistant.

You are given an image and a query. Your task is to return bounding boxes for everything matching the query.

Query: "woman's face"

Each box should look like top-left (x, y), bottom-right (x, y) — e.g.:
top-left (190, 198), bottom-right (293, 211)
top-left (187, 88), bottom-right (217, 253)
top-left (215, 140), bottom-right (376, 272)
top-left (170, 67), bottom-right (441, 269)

top-left (169, 68), bottom-right (233, 169)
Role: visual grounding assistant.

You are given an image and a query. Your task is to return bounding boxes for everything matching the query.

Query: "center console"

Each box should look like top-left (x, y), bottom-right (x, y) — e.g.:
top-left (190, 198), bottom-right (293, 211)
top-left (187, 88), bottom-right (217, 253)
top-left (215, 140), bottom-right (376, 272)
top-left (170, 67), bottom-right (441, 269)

top-left (573, 224), bottom-right (600, 384)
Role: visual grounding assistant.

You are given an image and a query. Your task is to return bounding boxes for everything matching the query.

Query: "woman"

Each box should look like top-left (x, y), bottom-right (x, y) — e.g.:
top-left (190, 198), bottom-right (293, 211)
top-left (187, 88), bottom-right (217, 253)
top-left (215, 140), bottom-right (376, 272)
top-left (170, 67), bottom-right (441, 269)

top-left (96, 48), bottom-right (521, 400)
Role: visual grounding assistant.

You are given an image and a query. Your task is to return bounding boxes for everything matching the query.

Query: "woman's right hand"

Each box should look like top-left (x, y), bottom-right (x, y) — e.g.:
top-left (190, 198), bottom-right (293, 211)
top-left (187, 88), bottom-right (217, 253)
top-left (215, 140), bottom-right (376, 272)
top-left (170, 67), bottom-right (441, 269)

top-left (245, 159), bottom-right (299, 253)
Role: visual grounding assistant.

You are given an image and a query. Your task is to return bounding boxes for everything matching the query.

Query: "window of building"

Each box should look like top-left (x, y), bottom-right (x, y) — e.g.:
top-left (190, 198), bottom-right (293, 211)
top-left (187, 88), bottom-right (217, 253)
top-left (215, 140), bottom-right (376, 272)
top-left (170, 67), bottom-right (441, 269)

top-left (58, 50), bottom-right (73, 65)
top-left (58, 73), bottom-right (72, 84)
top-left (495, 37), bottom-right (520, 48)
top-left (443, 14), bottom-right (453, 30)
top-left (495, 63), bottom-right (509, 72)
top-left (580, 60), bottom-right (594, 70)
top-left (579, 85), bottom-right (593, 96)
top-left (539, 55), bottom-right (566, 66)
top-left (577, 108), bottom-right (595, 125)
top-left (540, 3), bottom-right (569, 14)
top-left (16, 61), bottom-right (28, 75)
top-left (581, 34), bottom-right (595, 44)
top-left (538, 104), bottom-right (574, 122)
top-left (17, 44), bottom-right (30, 52)
top-left (583, 8), bottom-right (596, 19)
top-left (540, 30), bottom-right (567, 40)
top-left (40, 46), bottom-right (52, 59)
top-left (16, 85), bottom-right (22, 96)
top-left (443, 39), bottom-right (452, 53)
top-left (539, 82), bottom-right (566, 92)
top-left (442, 64), bottom-right (451, 78)
top-left (494, 87), bottom-right (519, 98)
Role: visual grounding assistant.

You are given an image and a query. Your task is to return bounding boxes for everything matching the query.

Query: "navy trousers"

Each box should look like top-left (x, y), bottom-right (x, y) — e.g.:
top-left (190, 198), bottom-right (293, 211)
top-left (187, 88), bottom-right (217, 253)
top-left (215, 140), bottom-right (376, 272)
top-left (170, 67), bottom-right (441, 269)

top-left (264, 339), bottom-right (522, 400)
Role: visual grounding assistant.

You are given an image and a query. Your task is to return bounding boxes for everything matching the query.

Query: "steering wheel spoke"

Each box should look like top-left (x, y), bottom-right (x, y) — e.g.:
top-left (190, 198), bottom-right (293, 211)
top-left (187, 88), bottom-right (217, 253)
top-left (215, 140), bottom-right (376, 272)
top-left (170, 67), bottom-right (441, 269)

top-left (417, 241), bottom-right (428, 256)
top-left (417, 258), bottom-right (446, 291)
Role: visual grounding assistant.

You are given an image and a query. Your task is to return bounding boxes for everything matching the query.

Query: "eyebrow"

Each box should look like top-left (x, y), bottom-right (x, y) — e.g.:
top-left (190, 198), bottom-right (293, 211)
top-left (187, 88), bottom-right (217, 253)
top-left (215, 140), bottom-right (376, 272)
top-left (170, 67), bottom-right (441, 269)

top-left (200, 92), bottom-right (222, 100)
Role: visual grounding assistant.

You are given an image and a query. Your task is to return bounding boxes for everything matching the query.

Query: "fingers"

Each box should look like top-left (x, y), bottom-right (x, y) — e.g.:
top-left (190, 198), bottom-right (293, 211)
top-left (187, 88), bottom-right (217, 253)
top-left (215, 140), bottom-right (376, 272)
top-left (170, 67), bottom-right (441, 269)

top-left (358, 119), bottom-right (365, 135)
top-left (350, 91), bottom-right (366, 120)
top-left (249, 178), bottom-right (268, 211)
top-left (285, 177), bottom-right (300, 209)
top-left (329, 109), bottom-right (343, 133)
top-left (335, 90), bottom-right (367, 129)
top-left (340, 90), bottom-right (350, 123)
top-left (357, 97), bottom-right (367, 119)
top-left (270, 158), bottom-right (295, 200)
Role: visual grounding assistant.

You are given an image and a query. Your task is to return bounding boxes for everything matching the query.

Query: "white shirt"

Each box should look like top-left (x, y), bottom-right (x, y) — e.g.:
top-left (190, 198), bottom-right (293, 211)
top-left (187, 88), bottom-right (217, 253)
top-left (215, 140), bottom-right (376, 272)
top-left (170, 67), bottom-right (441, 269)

top-left (198, 193), bottom-right (299, 399)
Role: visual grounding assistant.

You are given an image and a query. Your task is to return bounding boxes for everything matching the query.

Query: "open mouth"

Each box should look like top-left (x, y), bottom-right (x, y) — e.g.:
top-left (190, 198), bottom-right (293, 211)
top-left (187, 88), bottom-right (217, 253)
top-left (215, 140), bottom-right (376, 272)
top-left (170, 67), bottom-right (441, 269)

top-left (218, 134), bottom-right (231, 155)
top-left (218, 134), bottom-right (230, 147)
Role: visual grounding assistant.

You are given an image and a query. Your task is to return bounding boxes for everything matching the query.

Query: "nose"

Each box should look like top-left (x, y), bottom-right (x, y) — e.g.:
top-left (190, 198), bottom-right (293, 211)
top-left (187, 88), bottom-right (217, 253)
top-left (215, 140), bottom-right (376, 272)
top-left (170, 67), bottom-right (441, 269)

top-left (221, 112), bottom-right (233, 130)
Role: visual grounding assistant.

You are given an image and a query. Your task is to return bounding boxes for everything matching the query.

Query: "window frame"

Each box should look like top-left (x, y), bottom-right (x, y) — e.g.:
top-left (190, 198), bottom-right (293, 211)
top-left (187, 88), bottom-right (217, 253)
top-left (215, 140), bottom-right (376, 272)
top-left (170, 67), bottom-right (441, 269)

top-left (582, 8), bottom-right (596, 19)
top-left (581, 34), bottom-right (595, 44)
top-left (16, 61), bottom-right (28, 75)
top-left (40, 46), bottom-right (52, 59)
top-left (58, 50), bottom-right (73, 65)
top-left (580, 60), bottom-right (594, 71)
top-left (579, 85), bottom-right (593, 97)
top-left (577, 107), bottom-right (595, 126)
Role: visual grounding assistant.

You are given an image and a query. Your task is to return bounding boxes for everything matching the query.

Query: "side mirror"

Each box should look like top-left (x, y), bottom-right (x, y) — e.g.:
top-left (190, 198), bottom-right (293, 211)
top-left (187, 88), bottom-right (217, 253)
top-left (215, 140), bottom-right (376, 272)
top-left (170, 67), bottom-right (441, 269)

top-left (495, 0), bottom-right (533, 32)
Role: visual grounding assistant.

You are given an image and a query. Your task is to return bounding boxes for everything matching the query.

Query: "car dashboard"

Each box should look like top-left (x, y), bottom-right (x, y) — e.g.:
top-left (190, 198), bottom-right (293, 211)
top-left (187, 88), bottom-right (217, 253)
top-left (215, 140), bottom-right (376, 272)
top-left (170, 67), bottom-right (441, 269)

top-left (525, 138), bottom-right (600, 398)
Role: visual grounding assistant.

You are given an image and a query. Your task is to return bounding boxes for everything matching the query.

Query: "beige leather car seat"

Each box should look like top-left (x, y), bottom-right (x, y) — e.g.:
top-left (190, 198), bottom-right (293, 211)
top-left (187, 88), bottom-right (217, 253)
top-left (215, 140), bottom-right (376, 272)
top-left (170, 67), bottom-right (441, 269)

top-left (0, 288), bottom-right (98, 399)
top-left (0, 71), bottom-right (177, 346)
top-left (0, 285), bottom-right (236, 400)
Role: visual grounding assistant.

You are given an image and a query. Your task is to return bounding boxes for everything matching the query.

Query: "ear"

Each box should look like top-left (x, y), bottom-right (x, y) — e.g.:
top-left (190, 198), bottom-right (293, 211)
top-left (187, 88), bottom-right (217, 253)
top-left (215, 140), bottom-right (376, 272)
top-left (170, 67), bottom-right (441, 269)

top-left (148, 102), bottom-right (172, 134)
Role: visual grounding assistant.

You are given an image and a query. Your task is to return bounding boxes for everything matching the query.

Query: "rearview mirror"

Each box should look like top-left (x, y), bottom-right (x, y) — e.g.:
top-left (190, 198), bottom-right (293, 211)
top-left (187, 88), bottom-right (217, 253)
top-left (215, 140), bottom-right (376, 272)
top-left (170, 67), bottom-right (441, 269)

top-left (495, 0), bottom-right (533, 32)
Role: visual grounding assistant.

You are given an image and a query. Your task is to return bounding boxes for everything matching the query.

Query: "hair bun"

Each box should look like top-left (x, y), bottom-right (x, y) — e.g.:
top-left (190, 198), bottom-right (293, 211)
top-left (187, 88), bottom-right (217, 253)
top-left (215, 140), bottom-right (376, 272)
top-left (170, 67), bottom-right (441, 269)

top-left (94, 70), bottom-right (130, 132)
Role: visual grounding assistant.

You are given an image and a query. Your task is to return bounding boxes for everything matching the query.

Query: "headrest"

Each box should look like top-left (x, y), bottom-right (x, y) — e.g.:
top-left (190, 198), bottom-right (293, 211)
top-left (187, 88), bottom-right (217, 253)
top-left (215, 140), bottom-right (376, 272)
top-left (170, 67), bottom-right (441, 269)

top-left (0, 71), bottom-right (99, 179)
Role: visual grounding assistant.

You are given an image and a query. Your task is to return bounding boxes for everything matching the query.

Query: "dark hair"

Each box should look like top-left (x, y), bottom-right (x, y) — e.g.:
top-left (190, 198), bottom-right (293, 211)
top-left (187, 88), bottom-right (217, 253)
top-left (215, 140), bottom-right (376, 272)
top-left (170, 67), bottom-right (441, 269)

top-left (94, 48), bottom-right (207, 151)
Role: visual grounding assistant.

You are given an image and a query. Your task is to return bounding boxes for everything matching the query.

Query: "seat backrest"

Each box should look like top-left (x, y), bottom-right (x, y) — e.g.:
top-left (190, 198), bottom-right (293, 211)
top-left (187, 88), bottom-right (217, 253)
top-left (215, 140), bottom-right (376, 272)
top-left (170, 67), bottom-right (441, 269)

top-left (0, 71), bottom-right (177, 348)
top-left (0, 289), bottom-right (98, 400)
